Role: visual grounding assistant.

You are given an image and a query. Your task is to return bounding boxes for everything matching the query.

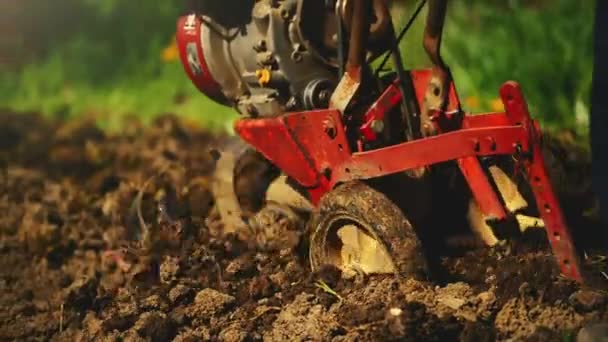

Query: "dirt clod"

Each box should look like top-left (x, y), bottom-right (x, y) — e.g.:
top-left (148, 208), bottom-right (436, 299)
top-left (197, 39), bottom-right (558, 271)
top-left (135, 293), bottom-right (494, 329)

top-left (133, 311), bottom-right (178, 342)
top-left (569, 289), bottom-right (607, 312)
top-left (187, 288), bottom-right (235, 318)
top-left (0, 112), bottom-right (606, 341)
top-left (264, 293), bottom-right (341, 341)
top-left (169, 284), bottom-right (195, 305)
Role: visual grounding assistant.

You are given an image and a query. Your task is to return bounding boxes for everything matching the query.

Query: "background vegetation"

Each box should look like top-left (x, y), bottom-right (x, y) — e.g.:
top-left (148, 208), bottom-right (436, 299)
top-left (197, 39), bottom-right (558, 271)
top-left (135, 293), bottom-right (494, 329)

top-left (0, 0), bottom-right (596, 135)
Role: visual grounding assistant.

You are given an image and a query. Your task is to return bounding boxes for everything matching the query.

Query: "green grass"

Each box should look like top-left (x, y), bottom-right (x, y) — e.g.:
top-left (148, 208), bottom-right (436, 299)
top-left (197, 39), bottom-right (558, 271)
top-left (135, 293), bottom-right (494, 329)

top-left (1, 57), bottom-right (234, 132)
top-left (0, 0), bottom-right (595, 135)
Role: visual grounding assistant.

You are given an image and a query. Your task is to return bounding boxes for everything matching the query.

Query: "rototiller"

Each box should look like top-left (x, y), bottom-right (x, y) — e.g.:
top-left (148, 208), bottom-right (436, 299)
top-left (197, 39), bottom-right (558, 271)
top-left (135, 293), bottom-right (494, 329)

top-left (176, 0), bottom-right (583, 282)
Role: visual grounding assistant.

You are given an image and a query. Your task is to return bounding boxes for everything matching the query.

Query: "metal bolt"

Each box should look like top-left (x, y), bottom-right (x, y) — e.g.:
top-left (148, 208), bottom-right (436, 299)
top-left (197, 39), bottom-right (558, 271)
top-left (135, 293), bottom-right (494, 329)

top-left (318, 90), bottom-right (331, 105)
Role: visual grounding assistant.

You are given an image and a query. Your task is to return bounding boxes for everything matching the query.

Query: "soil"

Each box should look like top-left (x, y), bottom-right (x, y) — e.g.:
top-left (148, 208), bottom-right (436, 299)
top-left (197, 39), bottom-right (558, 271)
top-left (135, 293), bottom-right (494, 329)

top-left (1, 110), bottom-right (607, 342)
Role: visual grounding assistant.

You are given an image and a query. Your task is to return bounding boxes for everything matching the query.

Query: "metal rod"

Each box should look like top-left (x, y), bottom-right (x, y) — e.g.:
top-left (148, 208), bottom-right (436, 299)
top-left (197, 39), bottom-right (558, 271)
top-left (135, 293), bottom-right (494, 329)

top-left (345, 0), bottom-right (372, 77)
top-left (389, 23), bottom-right (421, 141)
top-left (375, 0), bottom-right (427, 76)
top-left (423, 0), bottom-right (448, 69)
top-left (336, 0), bottom-right (345, 77)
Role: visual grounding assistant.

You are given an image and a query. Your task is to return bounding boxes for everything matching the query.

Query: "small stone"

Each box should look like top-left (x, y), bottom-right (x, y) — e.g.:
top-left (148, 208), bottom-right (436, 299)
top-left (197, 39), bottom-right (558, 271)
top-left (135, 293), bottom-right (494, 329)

top-left (569, 290), bottom-right (606, 312)
top-left (187, 288), bottom-right (235, 318)
top-left (389, 307), bottom-right (403, 316)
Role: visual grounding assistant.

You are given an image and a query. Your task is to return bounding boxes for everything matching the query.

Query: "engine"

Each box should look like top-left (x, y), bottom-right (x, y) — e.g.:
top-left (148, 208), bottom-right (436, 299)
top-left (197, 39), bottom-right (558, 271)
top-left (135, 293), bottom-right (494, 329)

top-left (177, 0), bottom-right (394, 118)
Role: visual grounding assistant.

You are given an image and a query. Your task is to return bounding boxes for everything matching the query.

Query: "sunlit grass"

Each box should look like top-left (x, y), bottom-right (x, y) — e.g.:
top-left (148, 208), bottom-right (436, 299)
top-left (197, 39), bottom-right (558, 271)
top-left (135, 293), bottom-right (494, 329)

top-left (0, 0), bottom-right (594, 137)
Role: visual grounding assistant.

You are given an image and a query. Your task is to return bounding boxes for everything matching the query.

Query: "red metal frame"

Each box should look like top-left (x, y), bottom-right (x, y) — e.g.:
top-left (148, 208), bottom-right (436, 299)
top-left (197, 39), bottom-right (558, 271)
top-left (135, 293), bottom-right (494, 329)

top-left (234, 69), bottom-right (582, 282)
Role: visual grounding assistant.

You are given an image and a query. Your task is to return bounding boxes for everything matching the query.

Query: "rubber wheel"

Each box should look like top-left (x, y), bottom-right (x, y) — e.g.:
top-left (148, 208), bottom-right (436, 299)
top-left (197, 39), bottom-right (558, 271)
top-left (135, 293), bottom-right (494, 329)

top-left (309, 181), bottom-right (428, 279)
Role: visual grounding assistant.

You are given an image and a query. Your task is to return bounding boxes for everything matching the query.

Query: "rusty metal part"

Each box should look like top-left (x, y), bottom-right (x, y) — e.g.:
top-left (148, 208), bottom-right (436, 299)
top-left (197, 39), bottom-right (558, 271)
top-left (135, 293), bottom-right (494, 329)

top-left (359, 80), bottom-right (402, 141)
top-left (329, 0), bottom-right (372, 112)
top-left (421, 0), bottom-right (453, 137)
top-left (345, 0), bottom-right (371, 77)
top-left (294, 0), bottom-right (393, 70)
top-left (340, 0), bottom-right (392, 43)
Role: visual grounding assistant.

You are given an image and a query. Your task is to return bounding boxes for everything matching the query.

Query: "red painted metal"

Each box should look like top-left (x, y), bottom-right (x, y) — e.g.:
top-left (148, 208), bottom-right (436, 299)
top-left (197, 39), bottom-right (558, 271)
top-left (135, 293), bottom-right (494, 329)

top-left (236, 107), bottom-right (529, 190)
top-left (332, 125), bottom-right (528, 183)
top-left (457, 157), bottom-right (508, 220)
top-left (359, 70), bottom-right (462, 141)
top-left (360, 81), bottom-right (402, 141)
top-left (234, 115), bottom-right (322, 188)
top-left (462, 112), bottom-right (511, 128)
top-left (500, 82), bottom-right (582, 282)
top-left (410, 69), bottom-right (461, 112)
top-left (176, 14), bottom-right (227, 105)
top-left (234, 70), bottom-right (582, 282)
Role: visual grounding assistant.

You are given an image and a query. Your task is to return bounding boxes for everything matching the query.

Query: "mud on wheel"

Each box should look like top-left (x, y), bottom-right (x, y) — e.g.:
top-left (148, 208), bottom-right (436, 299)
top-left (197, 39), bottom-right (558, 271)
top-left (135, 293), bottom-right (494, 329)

top-left (309, 181), bottom-right (428, 279)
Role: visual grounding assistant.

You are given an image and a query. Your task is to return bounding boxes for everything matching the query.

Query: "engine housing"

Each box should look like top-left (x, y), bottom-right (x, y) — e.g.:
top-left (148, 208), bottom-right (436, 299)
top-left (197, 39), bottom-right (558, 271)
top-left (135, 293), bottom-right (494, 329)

top-left (177, 0), bottom-right (392, 117)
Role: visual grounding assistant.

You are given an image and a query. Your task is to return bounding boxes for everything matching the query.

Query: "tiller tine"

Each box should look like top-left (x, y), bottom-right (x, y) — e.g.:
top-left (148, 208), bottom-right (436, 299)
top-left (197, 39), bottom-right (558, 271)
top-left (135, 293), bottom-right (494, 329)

top-left (467, 82), bottom-right (583, 282)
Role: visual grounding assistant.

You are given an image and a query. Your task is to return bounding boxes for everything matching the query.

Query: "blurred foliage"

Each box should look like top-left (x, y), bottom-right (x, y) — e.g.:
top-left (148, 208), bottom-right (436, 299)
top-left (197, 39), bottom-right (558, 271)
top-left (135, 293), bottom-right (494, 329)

top-left (443, 0), bottom-right (594, 134)
top-left (0, 0), bottom-right (595, 134)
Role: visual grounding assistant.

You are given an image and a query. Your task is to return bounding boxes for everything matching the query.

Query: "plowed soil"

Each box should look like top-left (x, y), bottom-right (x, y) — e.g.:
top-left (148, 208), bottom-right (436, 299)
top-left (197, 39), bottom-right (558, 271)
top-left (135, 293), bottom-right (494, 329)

top-left (1, 111), bottom-right (606, 342)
